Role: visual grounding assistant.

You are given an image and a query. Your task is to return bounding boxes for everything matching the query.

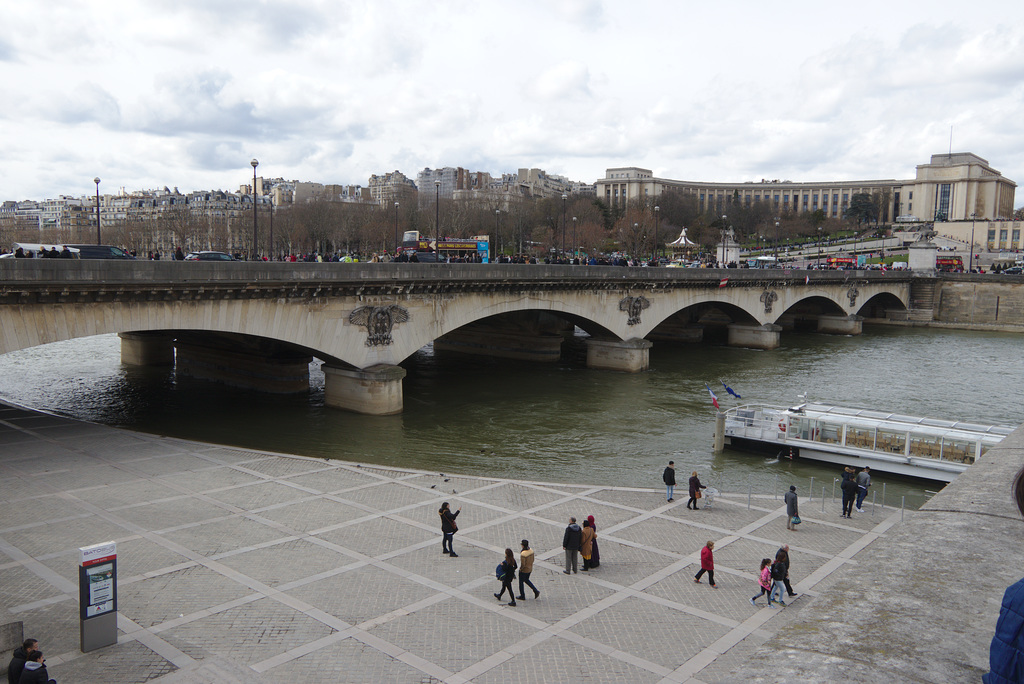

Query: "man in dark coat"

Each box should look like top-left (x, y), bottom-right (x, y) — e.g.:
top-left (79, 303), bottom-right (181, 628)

top-left (663, 461), bottom-right (676, 502)
top-left (785, 485), bottom-right (799, 530)
top-left (562, 517), bottom-right (582, 575)
top-left (7, 639), bottom-right (37, 684)
top-left (840, 468), bottom-right (858, 518)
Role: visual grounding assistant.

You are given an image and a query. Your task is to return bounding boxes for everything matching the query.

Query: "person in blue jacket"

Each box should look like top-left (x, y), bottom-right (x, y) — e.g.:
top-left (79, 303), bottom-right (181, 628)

top-left (984, 463), bottom-right (1024, 683)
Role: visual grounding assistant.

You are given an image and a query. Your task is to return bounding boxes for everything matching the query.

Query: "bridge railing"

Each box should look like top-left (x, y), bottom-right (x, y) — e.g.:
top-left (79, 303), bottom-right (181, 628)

top-left (0, 260), bottom-right (918, 289)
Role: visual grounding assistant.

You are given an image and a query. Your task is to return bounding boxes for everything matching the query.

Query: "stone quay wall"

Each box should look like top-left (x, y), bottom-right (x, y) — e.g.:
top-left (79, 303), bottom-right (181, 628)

top-left (933, 275), bottom-right (1024, 327)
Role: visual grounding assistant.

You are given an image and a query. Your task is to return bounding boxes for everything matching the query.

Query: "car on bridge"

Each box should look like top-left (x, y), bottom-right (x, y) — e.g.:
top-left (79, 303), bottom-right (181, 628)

top-left (64, 244), bottom-right (135, 259)
top-left (184, 251), bottom-right (236, 261)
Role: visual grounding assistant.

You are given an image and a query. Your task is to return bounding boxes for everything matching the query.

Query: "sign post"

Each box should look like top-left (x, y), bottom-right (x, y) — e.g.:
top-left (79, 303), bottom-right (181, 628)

top-left (79, 541), bottom-right (117, 652)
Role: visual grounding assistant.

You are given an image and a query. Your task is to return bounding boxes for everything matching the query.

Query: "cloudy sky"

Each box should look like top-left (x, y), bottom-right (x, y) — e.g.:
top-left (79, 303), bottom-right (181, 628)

top-left (4, 0), bottom-right (1024, 204)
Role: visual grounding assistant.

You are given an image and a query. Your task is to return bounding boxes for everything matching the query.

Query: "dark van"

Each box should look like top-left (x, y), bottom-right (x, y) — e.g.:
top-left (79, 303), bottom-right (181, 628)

top-left (64, 244), bottom-right (135, 259)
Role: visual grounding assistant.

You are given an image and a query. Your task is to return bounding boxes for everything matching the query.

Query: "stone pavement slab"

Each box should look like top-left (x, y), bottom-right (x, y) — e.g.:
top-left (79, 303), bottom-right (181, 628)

top-left (0, 403), bottom-right (937, 683)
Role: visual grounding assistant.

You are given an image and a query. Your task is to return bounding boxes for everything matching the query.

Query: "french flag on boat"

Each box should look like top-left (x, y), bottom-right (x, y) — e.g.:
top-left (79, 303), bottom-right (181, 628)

top-left (704, 383), bottom-right (720, 410)
top-left (721, 380), bottom-right (741, 399)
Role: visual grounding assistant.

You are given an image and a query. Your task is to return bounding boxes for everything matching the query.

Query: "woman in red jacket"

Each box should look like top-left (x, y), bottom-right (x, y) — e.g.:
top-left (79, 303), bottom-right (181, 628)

top-left (693, 540), bottom-right (717, 587)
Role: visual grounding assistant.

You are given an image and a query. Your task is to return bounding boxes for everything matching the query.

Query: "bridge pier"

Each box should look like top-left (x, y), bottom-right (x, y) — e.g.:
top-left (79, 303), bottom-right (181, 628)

top-left (323, 363), bottom-right (407, 415)
top-left (585, 338), bottom-right (652, 372)
top-left (816, 314), bottom-right (863, 335)
top-left (727, 323), bottom-right (782, 350)
top-left (119, 332), bottom-right (174, 366)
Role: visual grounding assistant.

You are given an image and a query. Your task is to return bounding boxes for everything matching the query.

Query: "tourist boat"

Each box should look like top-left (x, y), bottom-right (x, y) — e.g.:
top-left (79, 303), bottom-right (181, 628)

top-left (720, 403), bottom-right (1015, 482)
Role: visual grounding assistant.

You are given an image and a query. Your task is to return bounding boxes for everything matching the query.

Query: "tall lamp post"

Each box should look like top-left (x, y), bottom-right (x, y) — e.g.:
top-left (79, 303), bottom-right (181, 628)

top-left (250, 159), bottom-right (259, 259)
top-left (817, 226), bottom-right (822, 268)
top-left (495, 209), bottom-right (500, 258)
top-left (434, 180), bottom-right (441, 259)
top-left (394, 201), bottom-right (400, 256)
top-left (774, 217), bottom-right (780, 260)
top-left (561, 193), bottom-right (567, 260)
top-left (969, 212), bottom-right (978, 273)
top-left (653, 205), bottom-right (660, 263)
top-left (93, 177), bottom-right (101, 244)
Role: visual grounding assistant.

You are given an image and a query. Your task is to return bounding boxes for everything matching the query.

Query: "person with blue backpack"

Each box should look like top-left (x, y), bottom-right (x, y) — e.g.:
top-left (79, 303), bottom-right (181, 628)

top-left (494, 548), bottom-right (518, 606)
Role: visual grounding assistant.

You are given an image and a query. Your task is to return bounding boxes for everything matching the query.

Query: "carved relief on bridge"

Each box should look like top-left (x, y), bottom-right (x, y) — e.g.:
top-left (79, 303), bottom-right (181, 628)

top-left (847, 287), bottom-right (859, 307)
top-left (759, 289), bottom-right (778, 314)
top-left (348, 305), bottom-right (410, 346)
top-left (618, 295), bottom-right (650, 326)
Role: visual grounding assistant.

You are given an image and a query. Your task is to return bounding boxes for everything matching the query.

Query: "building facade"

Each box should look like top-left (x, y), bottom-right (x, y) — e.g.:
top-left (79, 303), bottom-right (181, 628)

top-left (595, 153), bottom-right (1016, 222)
top-left (367, 171), bottom-right (417, 206)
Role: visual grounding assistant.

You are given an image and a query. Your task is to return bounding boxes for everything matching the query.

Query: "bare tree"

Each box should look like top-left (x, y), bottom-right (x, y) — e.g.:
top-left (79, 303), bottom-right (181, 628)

top-left (161, 205), bottom-right (205, 253)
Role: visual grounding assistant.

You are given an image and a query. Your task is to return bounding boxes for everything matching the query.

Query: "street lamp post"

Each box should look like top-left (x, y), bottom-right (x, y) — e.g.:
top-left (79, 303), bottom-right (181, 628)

top-left (269, 201), bottom-right (274, 260)
top-left (250, 159), bottom-right (259, 259)
top-left (561, 193), bottom-right (567, 260)
top-left (434, 180), bottom-right (441, 259)
top-left (394, 202), bottom-right (400, 256)
top-left (93, 177), bottom-right (101, 244)
top-left (495, 209), bottom-right (500, 258)
top-left (969, 212), bottom-right (978, 273)
top-left (653, 205), bottom-right (660, 263)
top-left (817, 226), bottom-right (822, 268)
top-left (774, 218), bottom-right (780, 260)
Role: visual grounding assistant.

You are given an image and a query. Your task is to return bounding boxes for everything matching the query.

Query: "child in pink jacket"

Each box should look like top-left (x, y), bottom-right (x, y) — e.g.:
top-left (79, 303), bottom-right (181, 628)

top-left (750, 558), bottom-right (774, 607)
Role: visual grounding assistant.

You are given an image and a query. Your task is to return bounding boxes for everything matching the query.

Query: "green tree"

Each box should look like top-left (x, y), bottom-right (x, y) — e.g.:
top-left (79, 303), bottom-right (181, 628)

top-left (844, 193), bottom-right (876, 227)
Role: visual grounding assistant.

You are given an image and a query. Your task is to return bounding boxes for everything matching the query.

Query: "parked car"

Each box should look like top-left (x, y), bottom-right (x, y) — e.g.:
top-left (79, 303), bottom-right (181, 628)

top-left (63, 244), bottom-right (134, 259)
top-left (184, 251), bottom-right (236, 261)
top-left (1002, 266), bottom-right (1023, 275)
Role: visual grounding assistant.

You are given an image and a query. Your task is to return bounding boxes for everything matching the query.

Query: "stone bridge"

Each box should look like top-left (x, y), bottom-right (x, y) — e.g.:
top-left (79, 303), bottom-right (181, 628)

top-left (0, 261), bottom-right (913, 414)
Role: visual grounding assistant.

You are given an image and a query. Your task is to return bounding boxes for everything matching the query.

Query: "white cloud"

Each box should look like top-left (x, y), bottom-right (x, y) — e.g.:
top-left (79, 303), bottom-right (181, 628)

top-left (2, 1), bottom-right (1024, 208)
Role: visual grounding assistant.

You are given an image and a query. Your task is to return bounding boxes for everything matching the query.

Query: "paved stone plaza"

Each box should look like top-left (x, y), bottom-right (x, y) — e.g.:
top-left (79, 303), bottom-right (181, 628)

top-left (0, 403), bottom-right (904, 683)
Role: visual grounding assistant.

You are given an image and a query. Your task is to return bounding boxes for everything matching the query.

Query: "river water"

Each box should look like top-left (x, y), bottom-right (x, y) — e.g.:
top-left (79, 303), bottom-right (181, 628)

top-left (1, 326), bottom-right (1022, 509)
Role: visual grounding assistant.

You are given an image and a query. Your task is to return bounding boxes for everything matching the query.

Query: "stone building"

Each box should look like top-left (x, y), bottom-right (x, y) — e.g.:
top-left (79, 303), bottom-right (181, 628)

top-left (596, 152), bottom-right (1016, 222)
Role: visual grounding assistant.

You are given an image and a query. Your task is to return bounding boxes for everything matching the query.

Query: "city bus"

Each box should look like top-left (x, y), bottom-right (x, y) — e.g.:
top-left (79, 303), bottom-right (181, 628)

top-left (936, 256), bottom-right (964, 272)
top-left (826, 257), bottom-right (857, 269)
top-left (400, 231), bottom-right (490, 262)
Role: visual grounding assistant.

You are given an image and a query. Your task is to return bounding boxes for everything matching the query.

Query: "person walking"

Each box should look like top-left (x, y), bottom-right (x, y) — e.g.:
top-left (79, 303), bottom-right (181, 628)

top-left (769, 553), bottom-right (788, 606)
top-left (516, 540), bottom-right (540, 600)
top-left (855, 466), bottom-right (872, 512)
top-left (494, 548), bottom-right (518, 606)
top-left (693, 541), bottom-right (717, 587)
top-left (776, 544), bottom-right (797, 597)
top-left (663, 461), bottom-right (677, 502)
top-left (7, 639), bottom-right (38, 684)
top-left (841, 467), bottom-right (857, 518)
top-left (580, 519), bottom-right (596, 571)
top-left (438, 502), bottom-right (460, 557)
top-left (16, 650), bottom-right (54, 684)
top-left (586, 515), bottom-right (600, 568)
top-left (750, 558), bottom-right (774, 607)
top-left (688, 471), bottom-right (707, 510)
top-left (785, 485), bottom-right (799, 530)
top-left (562, 516), bottom-right (582, 575)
